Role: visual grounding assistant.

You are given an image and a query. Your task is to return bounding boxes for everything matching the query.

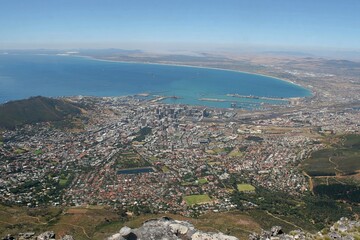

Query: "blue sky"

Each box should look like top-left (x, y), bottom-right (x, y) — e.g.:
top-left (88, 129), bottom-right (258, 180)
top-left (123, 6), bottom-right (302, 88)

top-left (0, 0), bottom-right (359, 51)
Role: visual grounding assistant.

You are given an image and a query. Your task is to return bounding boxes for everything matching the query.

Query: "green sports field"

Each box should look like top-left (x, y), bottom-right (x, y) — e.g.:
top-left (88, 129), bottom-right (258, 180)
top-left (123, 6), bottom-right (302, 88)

top-left (237, 184), bottom-right (255, 192)
top-left (183, 194), bottom-right (211, 205)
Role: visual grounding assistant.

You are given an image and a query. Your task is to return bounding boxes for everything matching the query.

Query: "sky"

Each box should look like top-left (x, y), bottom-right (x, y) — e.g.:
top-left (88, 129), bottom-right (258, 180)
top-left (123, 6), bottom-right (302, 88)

top-left (0, 0), bottom-right (360, 52)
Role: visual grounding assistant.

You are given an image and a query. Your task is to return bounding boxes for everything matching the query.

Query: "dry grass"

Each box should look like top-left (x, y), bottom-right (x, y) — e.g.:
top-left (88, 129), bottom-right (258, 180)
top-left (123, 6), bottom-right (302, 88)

top-left (0, 205), bottom-right (260, 240)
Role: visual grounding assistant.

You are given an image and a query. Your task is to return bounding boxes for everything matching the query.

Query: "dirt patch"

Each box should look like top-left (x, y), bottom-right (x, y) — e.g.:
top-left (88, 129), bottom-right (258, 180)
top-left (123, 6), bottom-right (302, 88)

top-left (236, 218), bottom-right (254, 226)
top-left (66, 208), bottom-right (89, 214)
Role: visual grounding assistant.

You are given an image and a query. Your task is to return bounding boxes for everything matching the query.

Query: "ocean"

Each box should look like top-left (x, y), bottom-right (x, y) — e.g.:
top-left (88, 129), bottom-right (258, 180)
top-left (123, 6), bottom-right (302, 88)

top-left (0, 54), bottom-right (311, 108)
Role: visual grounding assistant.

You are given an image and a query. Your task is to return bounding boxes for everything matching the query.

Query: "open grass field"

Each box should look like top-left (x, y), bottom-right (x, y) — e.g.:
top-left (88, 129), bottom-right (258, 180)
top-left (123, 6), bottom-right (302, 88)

top-left (228, 148), bottom-right (243, 157)
top-left (197, 178), bottom-right (208, 184)
top-left (183, 194), bottom-right (212, 206)
top-left (207, 147), bottom-right (233, 155)
top-left (181, 178), bottom-right (208, 186)
top-left (237, 184), bottom-right (255, 192)
top-left (161, 166), bottom-right (170, 173)
top-left (34, 149), bottom-right (43, 155)
top-left (59, 175), bottom-right (71, 187)
top-left (112, 147), bottom-right (150, 169)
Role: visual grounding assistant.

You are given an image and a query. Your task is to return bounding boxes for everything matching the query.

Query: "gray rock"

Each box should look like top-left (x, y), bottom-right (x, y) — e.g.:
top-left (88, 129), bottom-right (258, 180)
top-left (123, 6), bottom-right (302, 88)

top-left (19, 232), bottom-right (35, 239)
top-left (36, 231), bottom-right (55, 240)
top-left (61, 235), bottom-right (75, 240)
top-left (2, 234), bottom-right (15, 240)
top-left (342, 236), bottom-right (355, 240)
top-left (338, 224), bottom-right (348, 232)
top-left (260, 230), bottom-right (271, 239)
top-left (191, 231), bottom-right (238, 240)
top-left (107, 233), bottom-right (124, 240)
top-left (169, 223), bottom-right (189, 235)
top-left (249, 228), bottom-right (306, 240)
top-left (328, 231), bottom-right (342, 239)
top-left (119, 226), bottom-right (132, 237)
top-left (107, 217), bottom-right (238, 240)
top-left (271, 226), bottom-right (283, 236)
top-left (248, 233), bottom-right (259, 240)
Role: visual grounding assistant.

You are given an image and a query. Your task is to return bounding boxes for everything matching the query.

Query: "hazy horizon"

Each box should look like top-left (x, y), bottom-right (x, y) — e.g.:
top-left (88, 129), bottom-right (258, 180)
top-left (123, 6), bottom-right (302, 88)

top-left (2, 45), bottom-right (360, 61)
top-left (1, 0), bottom-right (360, 56)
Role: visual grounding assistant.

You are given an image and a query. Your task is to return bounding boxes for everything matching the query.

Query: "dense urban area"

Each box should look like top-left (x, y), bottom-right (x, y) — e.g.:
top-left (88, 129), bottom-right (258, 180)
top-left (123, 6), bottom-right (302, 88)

top-left (1, 94), bottom-right (359, 212)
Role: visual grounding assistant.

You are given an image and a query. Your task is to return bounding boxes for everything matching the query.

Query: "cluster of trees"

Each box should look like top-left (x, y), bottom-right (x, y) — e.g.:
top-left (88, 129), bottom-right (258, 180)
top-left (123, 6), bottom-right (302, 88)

top-left (231, 186), bottom-right (356, 230)
top-left (133, 127), bottom-right (152, 142)
top-left (314, 184), bottom-right (360, 202)
top-left (8, 171), bottom-right (75, 206)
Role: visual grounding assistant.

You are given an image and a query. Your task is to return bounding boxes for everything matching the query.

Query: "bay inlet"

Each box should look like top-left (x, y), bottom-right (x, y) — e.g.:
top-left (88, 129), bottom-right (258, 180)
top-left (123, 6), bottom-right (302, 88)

top-left (0, 54), bottom-right (311, 108)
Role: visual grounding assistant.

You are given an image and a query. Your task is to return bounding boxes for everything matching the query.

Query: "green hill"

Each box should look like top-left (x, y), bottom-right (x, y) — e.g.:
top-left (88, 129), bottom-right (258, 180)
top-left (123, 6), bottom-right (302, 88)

top-left (0, 96), bottom-right (82, 129)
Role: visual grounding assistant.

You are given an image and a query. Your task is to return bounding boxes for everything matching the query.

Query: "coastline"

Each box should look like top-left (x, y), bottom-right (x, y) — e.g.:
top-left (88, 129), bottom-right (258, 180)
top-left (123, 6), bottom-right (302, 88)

top-left (69, 54), bottom-right (312, 96)
top-left (0, 53), bottom-right (312, 105)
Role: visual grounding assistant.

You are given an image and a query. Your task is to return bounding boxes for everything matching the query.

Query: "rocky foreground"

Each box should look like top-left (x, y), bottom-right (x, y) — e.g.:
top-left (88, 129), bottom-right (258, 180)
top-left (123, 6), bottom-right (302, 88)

top-left (2, 232), bottom-right (73, 240)
top-left (249, 217), bottom-right (360, 240)
top-left (107, 217), bottom-right (238, 240)
top-left (107, 217), bottom-right (360, 240)
top-left (109, 217), bottom-right (238, 240)
top-left (2, 217), bottom-right (360, 240)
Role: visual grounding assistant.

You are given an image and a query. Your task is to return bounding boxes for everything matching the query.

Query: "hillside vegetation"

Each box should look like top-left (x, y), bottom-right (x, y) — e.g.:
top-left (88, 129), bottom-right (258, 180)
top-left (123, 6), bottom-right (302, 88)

top-left (0, 204), bottom-right (261, 240)
top-left (302, 134), bottom-right (360, 177)
top-left (0, 96), bottom-right (82, 129)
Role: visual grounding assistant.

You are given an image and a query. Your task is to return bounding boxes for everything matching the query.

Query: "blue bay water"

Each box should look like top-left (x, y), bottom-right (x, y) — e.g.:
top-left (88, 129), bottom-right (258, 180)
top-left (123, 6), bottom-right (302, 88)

top-left (0, 54), bottom-right (311, 108)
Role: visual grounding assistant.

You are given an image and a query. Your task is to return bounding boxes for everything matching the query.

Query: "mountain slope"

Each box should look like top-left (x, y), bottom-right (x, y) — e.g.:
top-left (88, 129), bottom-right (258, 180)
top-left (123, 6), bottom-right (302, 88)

top-left (0, 96), bottom-right (82, 129)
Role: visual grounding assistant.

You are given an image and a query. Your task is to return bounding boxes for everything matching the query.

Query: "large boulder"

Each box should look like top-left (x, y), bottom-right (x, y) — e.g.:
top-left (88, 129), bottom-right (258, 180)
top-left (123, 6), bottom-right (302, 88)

top-left (119, 226), bottom-right (132, 237)
top-left (191, 231), bottom-right (238, 240)
top-left (271, 226), bottom-right (283, 236)
top-left (169, 223), bottom-right (189, 235)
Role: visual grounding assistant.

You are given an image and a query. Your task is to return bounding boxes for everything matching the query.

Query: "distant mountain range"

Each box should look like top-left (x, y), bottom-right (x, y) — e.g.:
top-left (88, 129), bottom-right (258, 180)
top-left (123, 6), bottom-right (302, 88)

top-left (1, 48), bottom-right (144, 56)
top-left (0, 96), bottom-right (82, 129)
top-left (260, 50), bottom-right (315, 57)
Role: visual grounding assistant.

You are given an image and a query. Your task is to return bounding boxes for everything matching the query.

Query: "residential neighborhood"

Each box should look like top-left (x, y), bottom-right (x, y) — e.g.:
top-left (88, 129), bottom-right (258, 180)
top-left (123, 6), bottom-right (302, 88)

top-left (1, 95), bottom-right (358, 216)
